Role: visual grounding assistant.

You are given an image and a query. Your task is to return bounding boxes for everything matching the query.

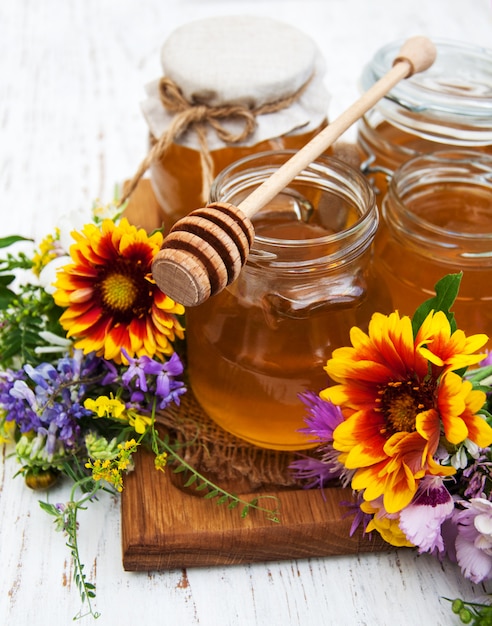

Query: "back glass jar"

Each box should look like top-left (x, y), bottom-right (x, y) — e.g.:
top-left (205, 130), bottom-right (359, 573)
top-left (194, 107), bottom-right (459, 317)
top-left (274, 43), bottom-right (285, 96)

top-left (357, 39), bottom-right (492, 199)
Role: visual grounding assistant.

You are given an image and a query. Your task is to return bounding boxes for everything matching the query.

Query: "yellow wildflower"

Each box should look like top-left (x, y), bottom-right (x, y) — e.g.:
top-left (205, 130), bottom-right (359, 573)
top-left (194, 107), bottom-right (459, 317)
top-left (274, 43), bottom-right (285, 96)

top-left (84, 395), bottom-right (126, 419)
top-left (32, 229), bottom-right (60, 276)
top-left (85, 438), bottom-right (139, 492)
top-left (126, 409), bottom-right (152, 435)
top-left (154, 452), bottom-right (168, 472)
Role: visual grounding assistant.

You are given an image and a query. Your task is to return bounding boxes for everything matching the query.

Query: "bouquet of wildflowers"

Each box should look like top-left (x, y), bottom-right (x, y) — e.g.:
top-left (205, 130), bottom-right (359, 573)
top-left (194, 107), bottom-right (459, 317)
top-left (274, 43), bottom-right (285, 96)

top-left (291, 274), bottom-right (492, 625)
top-left (0, 201), bottom-right (277, 620)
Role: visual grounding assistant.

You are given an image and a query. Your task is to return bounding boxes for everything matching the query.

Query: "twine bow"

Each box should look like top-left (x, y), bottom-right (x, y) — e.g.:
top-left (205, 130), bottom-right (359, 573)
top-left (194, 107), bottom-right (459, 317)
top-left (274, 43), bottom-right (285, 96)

top-left (120, 74), bottom-right (313, 206)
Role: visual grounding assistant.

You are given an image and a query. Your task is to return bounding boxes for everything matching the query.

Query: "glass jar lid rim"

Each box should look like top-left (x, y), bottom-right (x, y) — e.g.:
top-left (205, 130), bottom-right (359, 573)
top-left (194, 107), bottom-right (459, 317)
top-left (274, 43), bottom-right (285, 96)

top-left (361, 38), bottom-right (492, 118)
top-left (387, 149), bottom-right (492, 241)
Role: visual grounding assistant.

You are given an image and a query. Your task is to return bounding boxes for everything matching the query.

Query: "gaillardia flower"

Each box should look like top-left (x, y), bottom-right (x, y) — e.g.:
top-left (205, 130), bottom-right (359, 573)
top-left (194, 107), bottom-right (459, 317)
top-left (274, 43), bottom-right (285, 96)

top-left (323, 310), bottom-right (492, 514)
top-left (52, 218), bottom-right (184, 363)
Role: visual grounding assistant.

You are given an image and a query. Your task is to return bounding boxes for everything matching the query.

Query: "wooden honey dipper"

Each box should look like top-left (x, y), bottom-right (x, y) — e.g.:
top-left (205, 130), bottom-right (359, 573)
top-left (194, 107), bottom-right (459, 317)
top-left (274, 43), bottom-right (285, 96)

top-left (152, 36), bottom-right (437, 307)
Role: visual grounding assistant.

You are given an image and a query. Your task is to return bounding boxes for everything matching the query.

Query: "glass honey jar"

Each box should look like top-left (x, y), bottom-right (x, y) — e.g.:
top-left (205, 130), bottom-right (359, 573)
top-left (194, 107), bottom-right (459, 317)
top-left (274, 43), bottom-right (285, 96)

top-left (185, 151), bottom-right (391, 450)
top-left (140, 15), bottom-right (330, 232)
top-left (357, 39), bottom-right (492, 199)
top-left (374, 150), bottom-right (492, 343)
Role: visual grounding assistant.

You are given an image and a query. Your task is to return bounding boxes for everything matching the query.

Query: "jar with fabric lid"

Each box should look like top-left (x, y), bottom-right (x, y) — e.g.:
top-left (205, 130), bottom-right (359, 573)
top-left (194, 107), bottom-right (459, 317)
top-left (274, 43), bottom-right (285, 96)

top-left (185, 151), bottom-right (391, 451)
top-left (373, 150), bottom-right (492, 343)
top-left (357, 39), bottom-right (492, 198)
top-left (139, 16), bottom-right (330, 231)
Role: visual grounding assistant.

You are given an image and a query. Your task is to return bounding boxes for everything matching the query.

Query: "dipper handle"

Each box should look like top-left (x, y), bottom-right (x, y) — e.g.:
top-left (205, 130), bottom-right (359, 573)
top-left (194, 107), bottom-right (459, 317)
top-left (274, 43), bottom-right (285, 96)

top-left (152, 36), bottom-right (437, 307)
top-left (237, 36), bottom-right (436, 218)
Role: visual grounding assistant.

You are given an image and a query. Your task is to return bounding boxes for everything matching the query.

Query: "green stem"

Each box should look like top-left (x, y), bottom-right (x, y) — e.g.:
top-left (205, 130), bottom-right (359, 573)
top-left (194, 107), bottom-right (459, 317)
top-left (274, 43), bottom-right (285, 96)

top-left (145, 397), bottom-right (280, 521)
top-left (155, 430), bottom-right (280, 522)
top-left (65, 479), bottom-right (103, 620)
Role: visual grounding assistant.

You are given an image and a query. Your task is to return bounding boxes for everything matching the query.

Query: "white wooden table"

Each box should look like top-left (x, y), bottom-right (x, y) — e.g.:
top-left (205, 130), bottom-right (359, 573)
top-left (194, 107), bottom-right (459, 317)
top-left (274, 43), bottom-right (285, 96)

top-left (1, 2), bottom-right (492, 624)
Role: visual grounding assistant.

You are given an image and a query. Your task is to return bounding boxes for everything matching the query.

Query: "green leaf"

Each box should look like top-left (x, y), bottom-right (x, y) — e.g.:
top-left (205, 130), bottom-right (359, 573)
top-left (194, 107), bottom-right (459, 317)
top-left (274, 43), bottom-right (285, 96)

top-left (0, 235), bottom-right (32, 249)
top-left (0, 274), bottom-right (16, 286)
top-left (411, 273), bottom-right (462, 337)
top-left (203, 489), bottom-right (220, 499)
top-left (38, 500), bottom-right (60, 516)
top-left (183, 474), bottom-right (197, 488)
top-left (241, 506), bottom-right (250, 519)
top-left (0, 290), bottom-right (17, 308)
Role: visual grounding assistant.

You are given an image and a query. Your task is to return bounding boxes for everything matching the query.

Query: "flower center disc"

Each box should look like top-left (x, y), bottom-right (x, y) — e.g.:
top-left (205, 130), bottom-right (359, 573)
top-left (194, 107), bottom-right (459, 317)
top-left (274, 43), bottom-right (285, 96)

top-left (101, 273), bottom-right (137, 312)
top-left (379, 380), bottom-right (433, 434)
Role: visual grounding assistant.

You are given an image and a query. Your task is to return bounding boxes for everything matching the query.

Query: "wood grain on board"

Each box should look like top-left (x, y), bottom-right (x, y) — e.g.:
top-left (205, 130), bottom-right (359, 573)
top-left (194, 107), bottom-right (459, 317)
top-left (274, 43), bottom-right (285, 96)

top-left (121, 446), bottom-right (389, 571)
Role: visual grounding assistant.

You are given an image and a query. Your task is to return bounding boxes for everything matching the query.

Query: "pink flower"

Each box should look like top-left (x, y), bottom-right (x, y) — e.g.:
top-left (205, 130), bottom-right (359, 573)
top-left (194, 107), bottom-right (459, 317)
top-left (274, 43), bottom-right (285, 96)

top-left (454, 498), bottom-right (492, 583)
top-left (398, 476), bottom-right (454, 554)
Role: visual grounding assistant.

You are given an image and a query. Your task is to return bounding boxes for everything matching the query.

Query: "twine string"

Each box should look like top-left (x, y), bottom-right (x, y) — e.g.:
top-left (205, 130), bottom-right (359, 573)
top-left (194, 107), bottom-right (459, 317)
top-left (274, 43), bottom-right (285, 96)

top-left (119, 74), bottom-right (313, 206)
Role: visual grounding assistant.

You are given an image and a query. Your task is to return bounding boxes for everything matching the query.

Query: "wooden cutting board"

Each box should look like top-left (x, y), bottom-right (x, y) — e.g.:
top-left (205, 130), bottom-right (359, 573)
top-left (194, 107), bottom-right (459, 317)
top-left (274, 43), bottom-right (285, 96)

top-left (121, 445), bottom-right (389, 571)
top-left (121, 178), bottom-right (390, 571)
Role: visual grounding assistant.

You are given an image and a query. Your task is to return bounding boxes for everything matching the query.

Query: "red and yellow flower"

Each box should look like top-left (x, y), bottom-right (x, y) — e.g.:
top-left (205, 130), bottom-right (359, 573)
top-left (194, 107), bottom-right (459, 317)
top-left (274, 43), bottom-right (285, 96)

top-left (53, 218), bottom-right (184, 364)
top-left (323, 310), bottom-right (492, 514)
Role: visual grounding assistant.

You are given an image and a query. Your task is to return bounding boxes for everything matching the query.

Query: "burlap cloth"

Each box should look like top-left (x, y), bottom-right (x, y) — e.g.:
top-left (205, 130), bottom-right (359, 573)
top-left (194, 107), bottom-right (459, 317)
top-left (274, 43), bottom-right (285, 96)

top-left (157, 388), bottom-right (305, 492)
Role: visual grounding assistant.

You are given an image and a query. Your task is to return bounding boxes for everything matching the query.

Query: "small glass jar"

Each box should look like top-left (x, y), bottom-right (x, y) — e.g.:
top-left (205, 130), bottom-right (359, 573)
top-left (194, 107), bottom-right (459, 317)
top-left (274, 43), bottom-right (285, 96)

top-left (185, 151), bottom-right (391, 450)
top-left (357, 39), bottom-right (492, 198)
top-left (141, 16), bottom-right (330, 231)
top-left (374, 150), bottom-right (492, 342)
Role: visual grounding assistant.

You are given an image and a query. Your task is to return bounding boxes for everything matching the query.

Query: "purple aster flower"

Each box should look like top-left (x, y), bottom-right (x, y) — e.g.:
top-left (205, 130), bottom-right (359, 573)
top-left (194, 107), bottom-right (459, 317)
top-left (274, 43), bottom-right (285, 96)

top-left (343, 492), bottom-right (374, 537)
top-left (290, 455), bottom-right (342, 491)
top-left (297, 391), bottom-right (344, 442)
top-left (398, 476), bottom-right (454, 555)
top-left (289, 391), bottom-right (348, 489)
top-left (453, 498), bottom-right (492, 583)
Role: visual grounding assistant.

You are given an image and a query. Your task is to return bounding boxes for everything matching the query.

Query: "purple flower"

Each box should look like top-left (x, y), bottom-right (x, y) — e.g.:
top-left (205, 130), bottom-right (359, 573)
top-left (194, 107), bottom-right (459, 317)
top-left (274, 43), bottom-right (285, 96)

top-left (100, 359), bottom-right (119, 386)
top-left (121, 350), bottom-right (152, 392)
top-left (120, 349), bottom-right (186, 410)
top-left (290, 455), bottom-right (342, 491)
top-left (398, 476), bottom-right (454, 554)
top-left (297, 391), bottom-right (344, 442)
top-left (289, 392), bottom-right (348, 488)
top-left (479, 351), bottom-right (492, 368)
top-left (462, 453), bottom-right (492, 500)
top-left (0, 351), bottom-right (102, 451)
top-left (453, 498), bottom-right (492, 583)
top-left (8, 379), bottom-right (44, 432)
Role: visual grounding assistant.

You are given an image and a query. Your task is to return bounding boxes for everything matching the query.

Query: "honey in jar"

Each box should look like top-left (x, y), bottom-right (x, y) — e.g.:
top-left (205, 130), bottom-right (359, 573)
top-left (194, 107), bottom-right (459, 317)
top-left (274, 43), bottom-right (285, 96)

top-left (185, 151), bottom-right (391, 450)
top-left (374, 151), bottom-right (492, 343)
top-left (140, 15), bottom-right (330, 231)
top-left (357, 39), bottom-right (492, 198)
